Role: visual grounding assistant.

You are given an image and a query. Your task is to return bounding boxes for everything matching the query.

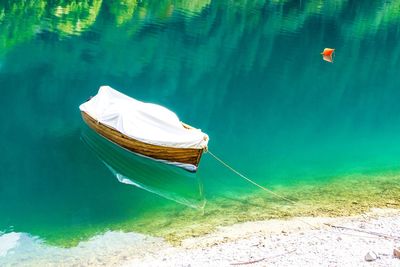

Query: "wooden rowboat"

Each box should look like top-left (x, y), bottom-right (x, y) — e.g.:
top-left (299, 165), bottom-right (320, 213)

top-left (81, 111), bottom-right (207, 172)
top-left (80, 86), bottom-right (209, 172)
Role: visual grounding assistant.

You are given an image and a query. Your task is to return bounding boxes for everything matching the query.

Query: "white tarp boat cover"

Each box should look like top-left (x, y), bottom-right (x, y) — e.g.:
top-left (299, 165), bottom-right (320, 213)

top-left (79, 86), bottom-right (209, 149)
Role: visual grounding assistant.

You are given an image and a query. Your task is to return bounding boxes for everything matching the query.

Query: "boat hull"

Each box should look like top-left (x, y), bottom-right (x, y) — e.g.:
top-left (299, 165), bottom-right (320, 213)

top-left (81, 111), bottom-right (205, 171)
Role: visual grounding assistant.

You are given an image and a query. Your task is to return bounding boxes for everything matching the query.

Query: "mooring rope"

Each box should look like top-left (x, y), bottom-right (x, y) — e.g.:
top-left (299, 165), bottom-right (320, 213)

top-left (207, 150), bottom-right (319, 230)
top-left (207, 150), bottom-right (296, 205)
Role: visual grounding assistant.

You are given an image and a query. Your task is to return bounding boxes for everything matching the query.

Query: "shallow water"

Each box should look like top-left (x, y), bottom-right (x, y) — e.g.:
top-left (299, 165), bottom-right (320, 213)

top-left (1, 0), bottom-right (400, 262)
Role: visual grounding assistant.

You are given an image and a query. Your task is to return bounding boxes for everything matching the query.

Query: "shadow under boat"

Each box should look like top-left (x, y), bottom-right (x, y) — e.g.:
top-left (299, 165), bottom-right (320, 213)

top-left (80, 126), bottom-right (206, 209)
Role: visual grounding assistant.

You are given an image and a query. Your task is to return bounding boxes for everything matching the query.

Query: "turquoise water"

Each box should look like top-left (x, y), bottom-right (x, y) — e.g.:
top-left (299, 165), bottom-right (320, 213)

top-left (1, 0), bottom-right (400, 261)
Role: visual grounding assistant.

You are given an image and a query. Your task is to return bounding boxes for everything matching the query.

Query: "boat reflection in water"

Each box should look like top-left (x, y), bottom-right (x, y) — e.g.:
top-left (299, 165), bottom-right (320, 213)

top-left (81, 126), bottom-right (206, 209)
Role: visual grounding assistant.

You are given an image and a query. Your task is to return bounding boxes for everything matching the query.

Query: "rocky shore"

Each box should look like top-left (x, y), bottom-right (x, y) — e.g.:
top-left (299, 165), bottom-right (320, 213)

top-left (1, 208), bottom-right (399, 266)
top-left (125, 208), bottom-right (400, 266)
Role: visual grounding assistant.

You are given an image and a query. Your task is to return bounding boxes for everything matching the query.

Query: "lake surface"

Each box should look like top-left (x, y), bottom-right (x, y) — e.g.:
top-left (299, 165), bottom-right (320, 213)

top-left (1, 0), bottom-right (400, 263)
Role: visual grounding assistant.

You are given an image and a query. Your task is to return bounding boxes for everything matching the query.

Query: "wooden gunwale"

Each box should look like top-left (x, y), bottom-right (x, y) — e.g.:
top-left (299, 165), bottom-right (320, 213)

top-left (81, 111), bottom-right (205, 167)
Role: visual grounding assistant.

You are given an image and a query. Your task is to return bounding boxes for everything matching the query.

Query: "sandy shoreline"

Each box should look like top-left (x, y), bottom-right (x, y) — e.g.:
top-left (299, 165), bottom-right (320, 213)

top-left (1, 208), bottom-right (400, 266)
top-left (124, 208), bottom-right (400, 266)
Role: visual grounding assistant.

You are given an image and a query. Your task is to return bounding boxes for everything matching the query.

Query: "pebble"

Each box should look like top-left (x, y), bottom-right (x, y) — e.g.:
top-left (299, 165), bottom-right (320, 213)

top-left (365, 251), bottom-right (377, 261)
top-left (394, 247), bottom-right (400, 258)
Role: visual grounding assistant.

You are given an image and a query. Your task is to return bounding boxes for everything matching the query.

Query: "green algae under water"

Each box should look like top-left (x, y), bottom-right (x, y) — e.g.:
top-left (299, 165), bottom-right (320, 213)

top-left (1, 0), bottom-right (400, 249)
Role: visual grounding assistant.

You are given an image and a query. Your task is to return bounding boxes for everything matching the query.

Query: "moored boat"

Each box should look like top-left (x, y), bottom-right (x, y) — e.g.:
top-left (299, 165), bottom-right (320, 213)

top-left (79, 86), bottom-right (209, 172)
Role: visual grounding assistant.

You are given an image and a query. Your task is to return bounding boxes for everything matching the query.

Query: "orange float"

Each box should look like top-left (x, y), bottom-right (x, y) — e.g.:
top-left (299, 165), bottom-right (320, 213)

top-left (321, 48), bottom-right (335, 63)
